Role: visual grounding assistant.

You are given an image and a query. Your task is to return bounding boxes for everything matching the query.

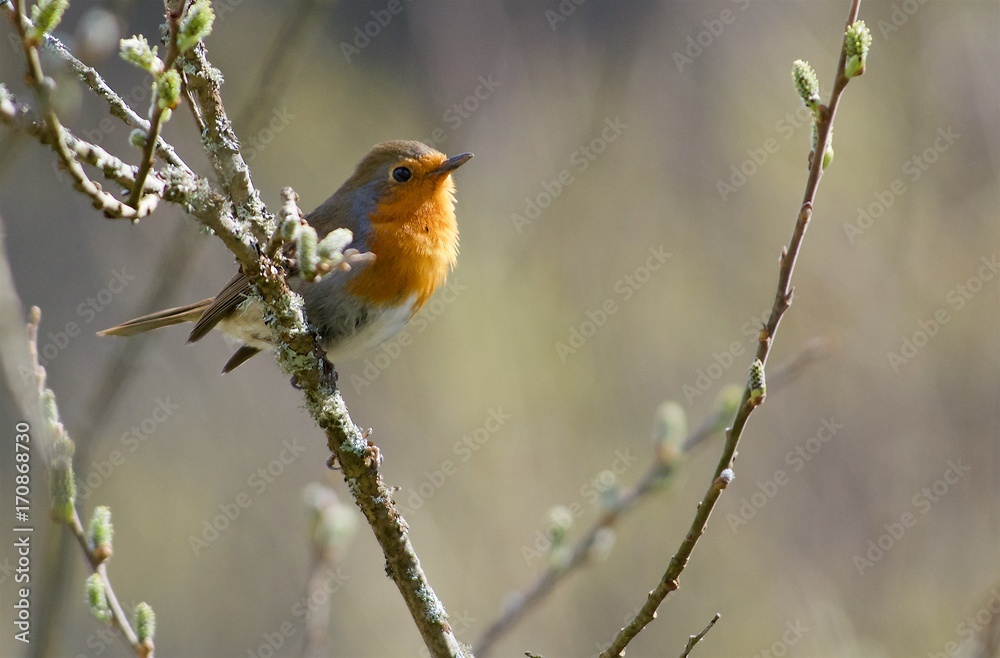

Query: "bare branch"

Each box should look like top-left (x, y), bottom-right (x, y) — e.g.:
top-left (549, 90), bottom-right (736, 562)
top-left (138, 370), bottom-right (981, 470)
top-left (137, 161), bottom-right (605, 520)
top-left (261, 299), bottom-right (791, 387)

top-left (600, 2), bottom-right (865, 655)
top-left (679, 613), bottom-right (720, 658)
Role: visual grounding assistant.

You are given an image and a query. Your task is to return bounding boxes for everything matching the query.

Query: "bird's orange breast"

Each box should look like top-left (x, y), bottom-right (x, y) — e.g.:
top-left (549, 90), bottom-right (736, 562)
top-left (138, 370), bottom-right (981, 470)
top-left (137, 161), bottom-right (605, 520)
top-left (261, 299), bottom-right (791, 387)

top-left (346, 180), bottom-right (459, 313)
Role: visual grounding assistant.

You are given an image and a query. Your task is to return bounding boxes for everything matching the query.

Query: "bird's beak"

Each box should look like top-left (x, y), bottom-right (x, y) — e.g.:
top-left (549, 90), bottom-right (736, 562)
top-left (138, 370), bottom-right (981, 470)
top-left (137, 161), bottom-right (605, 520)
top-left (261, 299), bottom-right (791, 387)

top-left (432, 152), bottom-right (473, 177)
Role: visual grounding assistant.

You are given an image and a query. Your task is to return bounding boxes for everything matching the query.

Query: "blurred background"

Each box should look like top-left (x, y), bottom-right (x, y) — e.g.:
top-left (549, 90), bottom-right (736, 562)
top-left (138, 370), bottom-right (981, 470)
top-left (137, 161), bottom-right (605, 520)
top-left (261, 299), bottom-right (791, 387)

top-left (1, 1), bottom-right (998, 656)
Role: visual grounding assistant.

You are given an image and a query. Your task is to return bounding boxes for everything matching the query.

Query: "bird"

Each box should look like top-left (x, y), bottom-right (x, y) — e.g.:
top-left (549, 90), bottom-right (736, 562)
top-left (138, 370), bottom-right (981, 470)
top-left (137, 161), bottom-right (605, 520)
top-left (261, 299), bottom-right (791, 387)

top-left (99, 140), bottom-right (473, 373)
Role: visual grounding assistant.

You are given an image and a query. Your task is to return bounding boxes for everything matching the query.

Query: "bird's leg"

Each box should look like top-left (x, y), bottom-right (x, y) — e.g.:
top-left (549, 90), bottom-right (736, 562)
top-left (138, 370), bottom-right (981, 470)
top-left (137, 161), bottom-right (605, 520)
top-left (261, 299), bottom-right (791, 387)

top-left (320, 357), bottom-right (338, 385)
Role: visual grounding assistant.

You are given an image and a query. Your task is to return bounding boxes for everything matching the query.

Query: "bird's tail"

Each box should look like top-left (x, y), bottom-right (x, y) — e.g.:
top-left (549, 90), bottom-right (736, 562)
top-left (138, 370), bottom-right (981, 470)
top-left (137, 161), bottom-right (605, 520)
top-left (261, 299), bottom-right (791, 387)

top-left (97, 299), bottom-right (213, 337)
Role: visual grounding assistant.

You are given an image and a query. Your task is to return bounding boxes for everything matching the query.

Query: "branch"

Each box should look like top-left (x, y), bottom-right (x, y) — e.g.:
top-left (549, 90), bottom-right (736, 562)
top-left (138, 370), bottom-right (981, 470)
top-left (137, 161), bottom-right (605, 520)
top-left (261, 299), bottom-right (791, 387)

top-left (679, 613), bottom-right (720, 658)
top-left (472, 338), bottom-right (832, 656)
top-left (301, 483), bottom-right (358, 657)
top-left (0, 83), bottom-right (241, 238)
top-left (153, 6), bottom-right (466, 653)
top-left (5, 297), bottom-right (156, 657)
top-left (7, 1), bottom-right (157, 219)
top-left (176, 27), bottom-right (272, 243)
top-left (600, 2), bottom-right (866, 655)
top-left (37, 32), bottom-right (190, 170)
top-left (125, 10), bottom-right (183, 210)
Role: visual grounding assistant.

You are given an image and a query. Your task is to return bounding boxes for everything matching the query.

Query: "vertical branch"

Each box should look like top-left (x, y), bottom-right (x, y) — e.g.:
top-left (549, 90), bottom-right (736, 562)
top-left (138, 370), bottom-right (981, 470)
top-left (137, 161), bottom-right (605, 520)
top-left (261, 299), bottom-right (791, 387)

top-left (125, 8), bottom-right (183, 209)
top-left (600, 1), bottom-right (865, 655)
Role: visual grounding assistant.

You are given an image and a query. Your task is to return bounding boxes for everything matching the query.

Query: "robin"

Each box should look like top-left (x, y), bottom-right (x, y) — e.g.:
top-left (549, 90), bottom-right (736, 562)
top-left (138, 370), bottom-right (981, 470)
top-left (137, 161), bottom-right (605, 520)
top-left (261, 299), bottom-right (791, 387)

top-left (99, 140), bottom-right (473, 373)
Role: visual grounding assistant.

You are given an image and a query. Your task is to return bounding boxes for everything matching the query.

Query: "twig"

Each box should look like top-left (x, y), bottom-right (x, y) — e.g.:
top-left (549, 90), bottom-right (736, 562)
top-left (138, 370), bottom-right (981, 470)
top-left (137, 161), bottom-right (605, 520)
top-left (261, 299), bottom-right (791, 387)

top-left (599, 2), bottom-right (864, 655)
top-left (472, 338), bottom-right (833, 656)
top-left (300, 483), bottom-right (357, 657)
top-left (0, 88), bottom-right (163, 193)
top-left (37, 30), bottom-right (190, 171)
top-left (7, 1), bottom-right (157, 220)
top-left (18, 307), bottom-right (149, 656)
top-left (1, 85), bottom-right (236, 234)
top-left (679, 613), bottom-right (720, 658)
top-left (173, 5), bottom-right (273, 243)
top-left (126, 7), bottom-right (182, 210)
top-left (29, 218), bottom-right (204, 658)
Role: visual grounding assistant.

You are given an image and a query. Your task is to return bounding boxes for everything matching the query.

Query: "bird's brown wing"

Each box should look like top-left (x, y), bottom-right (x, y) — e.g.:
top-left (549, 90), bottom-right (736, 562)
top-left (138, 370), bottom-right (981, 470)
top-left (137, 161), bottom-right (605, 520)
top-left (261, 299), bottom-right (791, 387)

top-left (187, 270), bottom-right (253, 343)
top-left (189, 194), bottom-right (363, 345)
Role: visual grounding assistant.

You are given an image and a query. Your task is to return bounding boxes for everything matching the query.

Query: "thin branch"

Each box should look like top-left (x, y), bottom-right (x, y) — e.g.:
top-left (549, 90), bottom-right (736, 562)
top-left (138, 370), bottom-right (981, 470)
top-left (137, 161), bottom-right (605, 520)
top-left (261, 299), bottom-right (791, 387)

top-left (0, 89), bottom-right (145, 189)
top-left (29, 219), bottom-right (204, 658)
top-left (679, 613), bottom-right (720, 658)
top-left (472, 338), bottom-right (833, 656)
top-left (175, 25), bottom-right (273, 243)
top-left (126, 7), bottom-right (182, 210)
top-left (600, 2), bottom-right (864, 655)
top-left (18, 307), bottom-right (148, 656)
top-left (37, 30), bottom-right (190, 171)
top-left (300, 483), bottom-right (356, 657)
top-left (7, 2), bottom-right (157, 220)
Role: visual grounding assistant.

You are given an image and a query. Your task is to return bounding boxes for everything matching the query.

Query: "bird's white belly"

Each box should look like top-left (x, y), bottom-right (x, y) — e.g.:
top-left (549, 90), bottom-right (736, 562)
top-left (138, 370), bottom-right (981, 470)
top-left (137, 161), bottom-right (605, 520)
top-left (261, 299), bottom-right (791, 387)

top-left (321, 296), bottom-right (416, 363)
top-left (217, 294), bottom-right (417, 364)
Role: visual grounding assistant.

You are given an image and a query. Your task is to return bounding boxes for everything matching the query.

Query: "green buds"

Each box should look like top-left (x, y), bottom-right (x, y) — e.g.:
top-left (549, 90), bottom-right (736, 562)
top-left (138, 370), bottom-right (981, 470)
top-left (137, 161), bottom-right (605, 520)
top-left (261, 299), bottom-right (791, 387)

top-left (793, 60), bottom-right (835, 171)
top-left (810, 122), bottom-right (834, 170)
top-left (49, 434), bottom-right (75, 523)
top-left (297, 225), bottom-right (319, 280)
top-left (155, 69), bottom-right (181, 111)
top-left (822, 141), bottom-right (835, 169)
top-left (129, 128), bottom-right (148, 148)
top-left (789, 17), bottom-right (870, 171)
top-left (296, 226), bottom-right (357, 282)
top-left (652, 401), bottom-right (686, 466)
top-left (792, 60), bottom-right (821, 109)
top-left (86, 574), bottom-right (112, 622)
top-left (303, 484), bottom-right (358, 556)
top-left (844, 20), bottom-right (872, 78)
top-left (120, 36), bottom-right (162, 73)
top-left (134, 602), bottom-right (156, 646)
top-left (748, 358), bottom-right (766, 405)
top-left (177, 0), bottom-right (215, 53)
top-left (275, 188), bottom-right (358, 280)
top-left (279, 217), bottom-right (300, 243)
top-left (317, 228), bottom-right (354, 268)
top-left (88, 506), bottom-right (114, 562)
top-left (29, 0), bottom-right (69, 42)
top-left (120, 34), bottom-right (178, 120)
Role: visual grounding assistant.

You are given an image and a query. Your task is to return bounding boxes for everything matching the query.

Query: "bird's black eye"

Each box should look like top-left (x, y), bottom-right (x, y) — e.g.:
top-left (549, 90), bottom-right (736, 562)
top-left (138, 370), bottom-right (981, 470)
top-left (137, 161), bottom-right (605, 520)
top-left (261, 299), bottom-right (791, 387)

top-left (392, 166), bottom-right (412, 183)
